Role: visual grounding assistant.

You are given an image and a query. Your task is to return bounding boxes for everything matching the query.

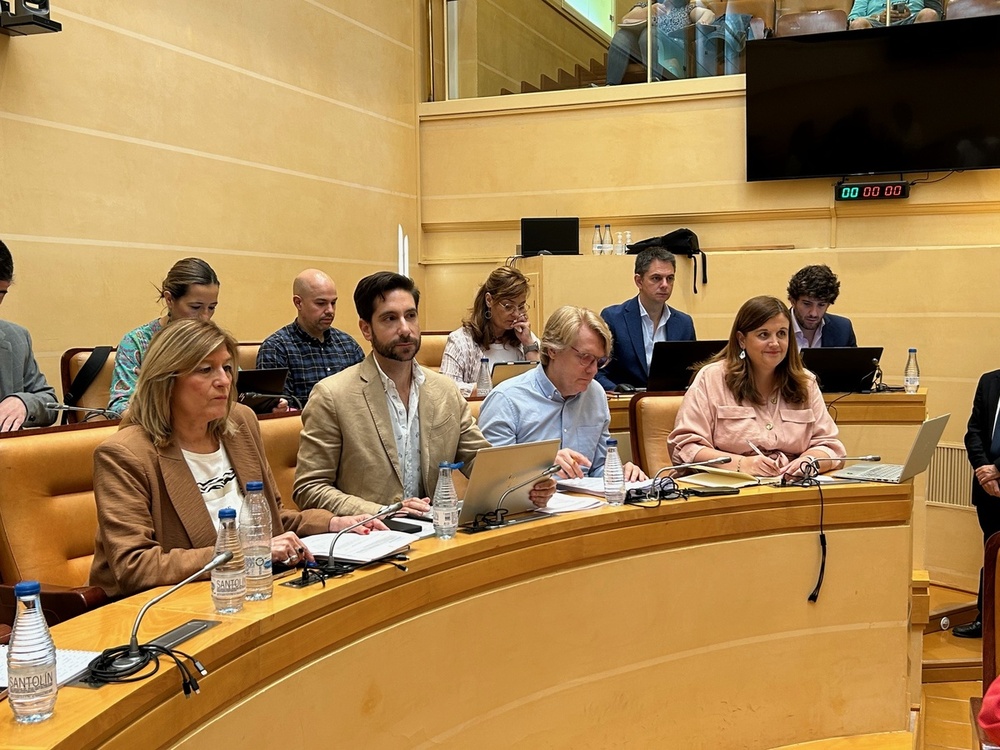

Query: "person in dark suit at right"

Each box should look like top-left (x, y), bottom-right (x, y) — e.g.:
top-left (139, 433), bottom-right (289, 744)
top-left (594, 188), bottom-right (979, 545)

top-left (952, 369), bottom-right (1000, 638)
top-left (786, 264), bottom-right (857, 349)
top-left (597, 246), bottom-right (696, 392)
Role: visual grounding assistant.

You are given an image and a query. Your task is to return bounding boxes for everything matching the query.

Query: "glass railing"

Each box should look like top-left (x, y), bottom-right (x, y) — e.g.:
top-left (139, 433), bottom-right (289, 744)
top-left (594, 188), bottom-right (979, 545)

top-left (427, 0), bottom-right (955, 102)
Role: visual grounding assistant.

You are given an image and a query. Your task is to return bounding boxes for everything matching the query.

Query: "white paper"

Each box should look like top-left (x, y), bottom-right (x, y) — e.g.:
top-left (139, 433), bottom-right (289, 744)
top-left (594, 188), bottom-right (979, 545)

top-left (302, 529), bottom-right (413, 564)
top-left (536, 492), bottom-right (605, 515)
top-left (0, 646), bottom-right (100, 689)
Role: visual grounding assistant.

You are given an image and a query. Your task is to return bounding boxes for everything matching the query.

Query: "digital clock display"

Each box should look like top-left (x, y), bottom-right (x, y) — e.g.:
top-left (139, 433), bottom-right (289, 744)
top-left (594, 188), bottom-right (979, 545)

top-left (835, 181), bottom-right (911, 201)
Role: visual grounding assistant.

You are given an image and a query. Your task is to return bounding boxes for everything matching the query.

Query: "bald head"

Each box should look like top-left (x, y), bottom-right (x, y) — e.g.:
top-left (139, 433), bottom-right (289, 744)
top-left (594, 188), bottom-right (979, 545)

top-left (293, 269), bottom-right (338, 341)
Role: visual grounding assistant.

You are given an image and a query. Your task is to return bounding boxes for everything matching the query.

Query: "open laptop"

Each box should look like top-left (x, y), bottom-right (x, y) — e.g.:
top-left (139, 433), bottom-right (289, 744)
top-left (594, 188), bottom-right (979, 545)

top-left (458, 439), bottom-right (561, 525)
top-left (236, 368), bottom-right (288, 414)
top-left (801, 347), bottom-right (884, 393)
top-left (491, 361), bottom-right (537, 386)
top-left (646, 340), bottom-right (726, 392)
top-left (832, 413), bottom-right (950, 483)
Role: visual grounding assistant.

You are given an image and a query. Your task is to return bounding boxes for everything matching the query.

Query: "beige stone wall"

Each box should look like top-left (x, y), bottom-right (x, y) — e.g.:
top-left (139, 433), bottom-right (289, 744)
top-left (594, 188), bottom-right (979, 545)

top-left (1, 0), bottom-right (420, 396)
top-left (418, 78), bottom-right (1000, 446)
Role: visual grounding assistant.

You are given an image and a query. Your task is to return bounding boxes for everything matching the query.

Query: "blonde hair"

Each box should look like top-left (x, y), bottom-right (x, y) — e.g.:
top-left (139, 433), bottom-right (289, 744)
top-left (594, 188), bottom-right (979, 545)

top-left (540, 306), bottom-right (612, 367)
top-left (128, 319), bottom-right (239, 446)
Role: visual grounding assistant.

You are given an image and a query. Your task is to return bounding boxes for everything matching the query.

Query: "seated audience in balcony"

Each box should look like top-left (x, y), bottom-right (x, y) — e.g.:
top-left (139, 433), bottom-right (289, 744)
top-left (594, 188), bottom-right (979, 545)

top-left (89, 319), bottom-right (384, 599)
top-left (669, 296), bottom-right (845, 477)
top-left (109, 257), bottom-right (221, 417)
top-left (848, 0), bottom-right (938, 28)
top-left (440, 266), bottom-right (540, 397)
top-left (607, 0), bottom-right (716, 84)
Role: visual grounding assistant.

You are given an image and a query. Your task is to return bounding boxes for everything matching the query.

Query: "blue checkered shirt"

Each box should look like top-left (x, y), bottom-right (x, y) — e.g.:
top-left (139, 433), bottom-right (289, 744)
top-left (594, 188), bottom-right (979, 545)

top-left (256, 321), bottom-right (365, 405)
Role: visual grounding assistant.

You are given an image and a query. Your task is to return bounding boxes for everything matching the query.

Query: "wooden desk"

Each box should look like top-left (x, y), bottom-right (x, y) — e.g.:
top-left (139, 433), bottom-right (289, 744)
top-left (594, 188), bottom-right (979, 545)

top-left (2, 482), bottom-right (915, 749)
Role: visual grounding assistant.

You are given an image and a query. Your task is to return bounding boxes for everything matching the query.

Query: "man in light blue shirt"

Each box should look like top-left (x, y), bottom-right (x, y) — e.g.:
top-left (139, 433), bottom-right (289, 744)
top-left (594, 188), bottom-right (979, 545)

top-left (479, 306), bottom-right (646, 481)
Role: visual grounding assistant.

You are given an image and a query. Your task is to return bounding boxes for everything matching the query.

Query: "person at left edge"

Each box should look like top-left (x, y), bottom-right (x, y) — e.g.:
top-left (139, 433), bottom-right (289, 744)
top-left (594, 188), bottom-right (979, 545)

top-left (479, 305), bottom-right (647, 484)
top-left (597, 245), bottom-right (696, 392)
top-left (88, 319), bottom-right (385, 599)
top-left (0, 238), bottom-right (57, 432)
top-left (294, 271), bottom-right (557, 517)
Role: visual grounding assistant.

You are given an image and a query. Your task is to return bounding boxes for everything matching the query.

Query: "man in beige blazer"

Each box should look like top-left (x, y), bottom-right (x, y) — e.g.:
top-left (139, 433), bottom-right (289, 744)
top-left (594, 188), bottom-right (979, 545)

top-left (295, 272), bottom-right (555, 517)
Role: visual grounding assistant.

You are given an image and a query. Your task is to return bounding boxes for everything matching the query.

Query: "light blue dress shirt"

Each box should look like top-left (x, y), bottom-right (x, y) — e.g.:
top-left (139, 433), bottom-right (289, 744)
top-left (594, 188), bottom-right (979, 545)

top-left (478, 364), bottom-right (611, 477)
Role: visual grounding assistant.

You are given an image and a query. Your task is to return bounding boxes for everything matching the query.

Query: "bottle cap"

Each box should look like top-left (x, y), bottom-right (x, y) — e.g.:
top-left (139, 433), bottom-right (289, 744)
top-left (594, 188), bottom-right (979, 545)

top-left (438, 461), bottom-right (465, 470)
top-left (219, 507), bottom-right (237, 519)
top-left (14, 581), bottom-right (41, 597)
top-left (606, 438), bottom-right (618, 446)
top-left (908, 347), bottom-right (917, 352)
top-left (246, 481), bottom-right (264, 492)
top-left (480, 357), bottom-right (489, 362)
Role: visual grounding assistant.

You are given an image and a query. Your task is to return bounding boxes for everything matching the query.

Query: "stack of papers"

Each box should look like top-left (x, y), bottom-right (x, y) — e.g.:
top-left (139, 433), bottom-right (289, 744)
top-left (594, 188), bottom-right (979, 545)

top-left (302, 529), bottom-right (413, 564)
top-left (678, 466), bottom-right (783, 489)
top-left (537, 493), bottom-right (604, 515)
top-left (0, 646), bottom-right (100, 694)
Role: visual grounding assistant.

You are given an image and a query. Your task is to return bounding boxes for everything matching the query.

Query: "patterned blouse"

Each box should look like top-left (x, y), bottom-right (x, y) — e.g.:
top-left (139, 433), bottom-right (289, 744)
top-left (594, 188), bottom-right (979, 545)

top-left (440, 326), bottom-right (539, 397)
top-left (108, 318), bottom-right (163, 417)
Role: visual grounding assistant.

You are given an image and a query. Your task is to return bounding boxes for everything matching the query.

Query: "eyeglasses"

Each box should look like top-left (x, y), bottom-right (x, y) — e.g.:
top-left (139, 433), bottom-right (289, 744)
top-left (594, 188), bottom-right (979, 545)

top-left (497, 300), bottom-right (530, 314)
top-left (569, 345), bottom-right (610, 369)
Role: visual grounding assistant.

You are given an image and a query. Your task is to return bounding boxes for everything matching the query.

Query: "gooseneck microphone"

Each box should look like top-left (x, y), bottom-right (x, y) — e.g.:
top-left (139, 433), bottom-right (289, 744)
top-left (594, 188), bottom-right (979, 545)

top-left (45, 402), bottom-right (116, 421)
top-left (495, 464), bottom-right (561, 514)
top-left (652, 455), bottom-right (731, 480)
top-left (88, 551), bottom-right (234, 694)
top-left (240, 392), bottom-right (302, 410)
top-left (325, 502), bottom-right (404, 571)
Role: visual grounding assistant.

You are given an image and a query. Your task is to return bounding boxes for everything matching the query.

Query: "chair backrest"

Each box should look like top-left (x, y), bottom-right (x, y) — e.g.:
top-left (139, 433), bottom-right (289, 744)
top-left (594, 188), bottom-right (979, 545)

top-left (775, 8), bottom-right (848, 34)
top-left (416, 331), bottom-right (451, 372)
top-left (60, 347), bottom-right (118, 420)
top-left (237, 342), bottom-right (262, 372)
top-left (628, 394), bottom-right (686, 477)
top-left (258, 413), bottom-right (303, 510)
top-left (946, 0), bottom-right (1000, 17)
top-left (0, 423), bottom-right (117, 586)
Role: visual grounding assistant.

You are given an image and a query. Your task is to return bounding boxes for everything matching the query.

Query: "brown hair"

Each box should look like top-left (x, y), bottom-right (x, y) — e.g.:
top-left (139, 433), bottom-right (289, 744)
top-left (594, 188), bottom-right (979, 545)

top-left (159, 258), bottom-right (219, 303)
top-left (463, 266), bottom-right (532, 349)
top-left (713, 296), bottom-right (811, 406)
top-left (128, 319), bottom-right (239, 447)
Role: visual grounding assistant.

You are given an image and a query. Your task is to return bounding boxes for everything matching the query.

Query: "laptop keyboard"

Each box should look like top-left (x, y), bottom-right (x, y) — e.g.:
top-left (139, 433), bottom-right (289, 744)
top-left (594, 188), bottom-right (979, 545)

top-left (853, 464), bottom-right (901, 481)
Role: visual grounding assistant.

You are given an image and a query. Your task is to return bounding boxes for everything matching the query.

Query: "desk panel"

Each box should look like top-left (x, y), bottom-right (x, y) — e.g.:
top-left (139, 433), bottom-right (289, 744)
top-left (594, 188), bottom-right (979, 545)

top-left (0, 483), bottom-right (913, 749)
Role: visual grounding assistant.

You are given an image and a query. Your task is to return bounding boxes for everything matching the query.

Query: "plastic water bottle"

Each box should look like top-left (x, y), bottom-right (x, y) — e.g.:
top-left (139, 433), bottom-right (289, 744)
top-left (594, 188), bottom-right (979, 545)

top-left (624, 230), bottom-right (633, 250)
top-left (904, 348), bottom-right (920, 394)
top-left (475, 357), bottom-right (492, 397)
top-left (240, 481), bottom-right (273, 601)
top-left (602, 224), bottom-right (614, 256)
top-left (433, 461), bottom-right (463, 539)
top-left (604, 438), bottom-right (626, 506)
top-left (211, 508), bottom-right (246, 614)
top-left (6, 581), bottom-right (57, 724)
top-left (591, 225), bottom-right (603, 255)
top-left (613, 231), bottom-right (625, 256)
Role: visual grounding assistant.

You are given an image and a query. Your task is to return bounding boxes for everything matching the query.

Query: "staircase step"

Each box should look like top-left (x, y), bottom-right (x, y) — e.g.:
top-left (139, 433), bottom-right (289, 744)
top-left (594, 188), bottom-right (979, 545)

top-left (923, 628), bottom-right (982, 683)
top-left (926, 583), bottom-right (978, 634)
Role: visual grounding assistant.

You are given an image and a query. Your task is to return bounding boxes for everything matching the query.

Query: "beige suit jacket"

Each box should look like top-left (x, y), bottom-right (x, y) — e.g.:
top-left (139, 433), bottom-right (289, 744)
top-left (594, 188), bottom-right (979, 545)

top-left (89, 404), bottom-right (333, 598)
top-left (293, 354), bottom-right (489, 515)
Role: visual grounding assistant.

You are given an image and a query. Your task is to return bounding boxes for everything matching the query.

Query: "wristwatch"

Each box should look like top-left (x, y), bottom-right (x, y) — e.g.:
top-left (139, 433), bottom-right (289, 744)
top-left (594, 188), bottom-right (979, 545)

top-left (523, 343), bottom-right (540, 353)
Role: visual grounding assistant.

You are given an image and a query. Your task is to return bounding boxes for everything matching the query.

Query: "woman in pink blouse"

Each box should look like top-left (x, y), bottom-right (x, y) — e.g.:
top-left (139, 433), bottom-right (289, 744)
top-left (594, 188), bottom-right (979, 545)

top-left (668, 296), bottom-right (845, 477)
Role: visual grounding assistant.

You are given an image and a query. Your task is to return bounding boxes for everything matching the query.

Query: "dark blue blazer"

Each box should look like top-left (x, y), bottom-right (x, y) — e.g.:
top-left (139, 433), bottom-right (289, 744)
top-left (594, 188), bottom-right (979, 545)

top-left (966, 369), bottom-right (1000, 507)
top-left (819, 313), bottom-right (857, 348)
top-left (597, 297), bottom-right (696, 391)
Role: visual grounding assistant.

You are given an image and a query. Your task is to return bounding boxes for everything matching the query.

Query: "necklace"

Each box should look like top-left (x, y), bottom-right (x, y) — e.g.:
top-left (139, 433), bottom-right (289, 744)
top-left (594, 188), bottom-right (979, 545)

top-left (763, 390), bottom-right (779, 430)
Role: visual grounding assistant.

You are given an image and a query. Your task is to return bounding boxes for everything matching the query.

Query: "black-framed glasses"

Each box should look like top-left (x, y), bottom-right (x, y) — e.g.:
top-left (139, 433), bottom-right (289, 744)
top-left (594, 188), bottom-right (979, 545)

top-left (569, 345), bottom-right (610, 370)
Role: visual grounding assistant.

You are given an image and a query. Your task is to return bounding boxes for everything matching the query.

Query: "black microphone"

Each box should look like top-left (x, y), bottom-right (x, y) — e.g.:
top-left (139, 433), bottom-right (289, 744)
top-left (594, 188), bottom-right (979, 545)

top-left (239, 392), bottom-right (302, 410)
top-left (108, 552), bottom-right (234, 673)
top-left (45, 402), bottom-right (116, 420)
top-left (325, 502), bottom-right (404, 570)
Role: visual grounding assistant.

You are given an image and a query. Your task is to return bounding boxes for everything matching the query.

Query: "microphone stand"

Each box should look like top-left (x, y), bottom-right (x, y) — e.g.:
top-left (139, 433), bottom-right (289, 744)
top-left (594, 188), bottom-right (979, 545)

top-left (651, 455), bottom-right (732, 481)
top-left (325, 502), bottom-right (404, 574)
top-left (45, 402), bottom-right (117, 422)
top-left (88, 552), bottom-right (234, 693)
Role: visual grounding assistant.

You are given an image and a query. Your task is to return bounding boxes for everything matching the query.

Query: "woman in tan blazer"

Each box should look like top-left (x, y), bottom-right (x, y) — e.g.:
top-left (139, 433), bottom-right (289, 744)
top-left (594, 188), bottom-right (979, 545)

top-left (89, 319), bottom-right (382, 599)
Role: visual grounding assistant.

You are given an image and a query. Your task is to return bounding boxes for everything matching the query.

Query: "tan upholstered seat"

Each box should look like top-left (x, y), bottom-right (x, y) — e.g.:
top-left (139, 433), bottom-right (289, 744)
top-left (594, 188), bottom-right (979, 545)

top-left (945, 0), bottom-right (1000, 16)
top-left (258, 412), bottom-right (303, 510)
top-left (59, 347), bottom-right (117, 421)
top-left (628, 394), bottom-right (686, 477)
top-left (238, 342), bottom-right (261, 371)
top-left (416, 331), bottom-right (451, 372)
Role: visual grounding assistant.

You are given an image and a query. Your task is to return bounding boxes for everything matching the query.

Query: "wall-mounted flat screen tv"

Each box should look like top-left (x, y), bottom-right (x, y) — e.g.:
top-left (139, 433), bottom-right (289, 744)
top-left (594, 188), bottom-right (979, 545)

top-left (745, 15), bottom-right (1000, 182)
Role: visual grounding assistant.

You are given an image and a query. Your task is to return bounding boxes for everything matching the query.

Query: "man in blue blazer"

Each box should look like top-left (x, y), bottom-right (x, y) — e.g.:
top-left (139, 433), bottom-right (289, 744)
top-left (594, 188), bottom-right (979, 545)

top-left (786, 264), bottom-right (858, 349)
top-left (597, 247), bottom-right (696, 392)
top-left (952, 369), bottom-right (1000, 638)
